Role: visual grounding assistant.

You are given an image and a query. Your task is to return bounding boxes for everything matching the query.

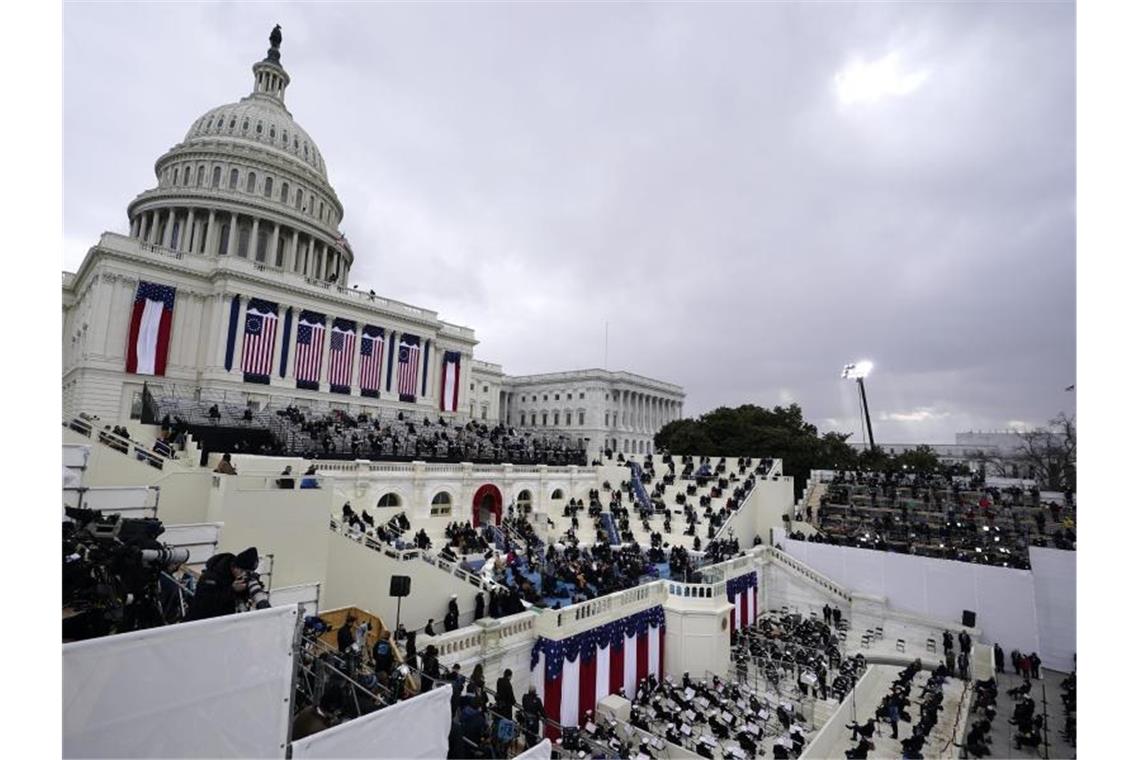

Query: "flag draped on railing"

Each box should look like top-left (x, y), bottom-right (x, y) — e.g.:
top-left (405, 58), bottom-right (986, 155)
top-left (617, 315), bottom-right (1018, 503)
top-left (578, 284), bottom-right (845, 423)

top-left (397, 334), bottom-right (421, 403)
top-left (295, 310), bottom-right (326, 390)
top-left (359, 325), bottom-right (385, 398)
top-left (241, 298), bottom-right (278, 384)
top-left (726, 572), bottom-right (759, 635)
top-left (440, 351), bottom-right (461, 412)
top-left (125, 281), bottom-right (176, 376)
top-left (529, 605), bottom-right (665, 739)
top-left (328, 318), bottom-right (356, 394)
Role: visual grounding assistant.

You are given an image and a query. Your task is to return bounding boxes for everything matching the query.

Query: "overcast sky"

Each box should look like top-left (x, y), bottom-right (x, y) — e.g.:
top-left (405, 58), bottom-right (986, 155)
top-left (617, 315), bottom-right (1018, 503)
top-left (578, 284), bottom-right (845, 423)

top-left (63, 2), bottom-right (1075, 444)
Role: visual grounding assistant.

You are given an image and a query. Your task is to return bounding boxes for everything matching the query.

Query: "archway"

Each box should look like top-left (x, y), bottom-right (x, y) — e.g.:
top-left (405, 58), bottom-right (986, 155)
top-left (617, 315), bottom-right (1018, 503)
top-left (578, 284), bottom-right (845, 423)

top-left (471, 483), bottom-right (503, 527)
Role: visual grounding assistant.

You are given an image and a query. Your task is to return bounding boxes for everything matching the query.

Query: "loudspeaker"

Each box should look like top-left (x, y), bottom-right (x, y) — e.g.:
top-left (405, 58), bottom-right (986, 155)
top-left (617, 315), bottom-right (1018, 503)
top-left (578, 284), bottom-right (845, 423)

top-left (389, 575), bottom-right (411, 597)
top-left (962, 610), bottom-right (976, 628)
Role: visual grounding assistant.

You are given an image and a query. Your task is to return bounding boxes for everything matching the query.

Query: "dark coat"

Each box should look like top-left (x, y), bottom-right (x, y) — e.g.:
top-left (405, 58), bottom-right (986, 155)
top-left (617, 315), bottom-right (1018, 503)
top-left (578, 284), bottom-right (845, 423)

top-left (185, 553), bottom-right (238, 621)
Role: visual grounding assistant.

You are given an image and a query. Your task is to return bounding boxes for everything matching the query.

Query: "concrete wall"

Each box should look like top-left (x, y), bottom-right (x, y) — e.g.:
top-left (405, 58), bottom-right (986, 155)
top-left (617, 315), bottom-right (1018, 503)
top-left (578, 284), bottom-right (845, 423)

top-left (663, 598), bottom-right (733, 680)
top-left (801, 665), bottom-right (885, 760)
top-left (321, 531), bottom-right (485, 632)
top-left (206, 477), bottom-right (333, 589)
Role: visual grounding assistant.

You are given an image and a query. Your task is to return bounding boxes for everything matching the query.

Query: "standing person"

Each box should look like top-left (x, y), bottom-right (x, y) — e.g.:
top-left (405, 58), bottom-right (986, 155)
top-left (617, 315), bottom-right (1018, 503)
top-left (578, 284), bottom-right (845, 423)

top-left (832, 607), bottom-right (842, 629)
top-left (958, 651), bottom-right (970, 681)
top-left (943, 630), bottom-right (954, 654)
top-left (823, 604), bottom-right (832, 626)
top-left (994, 643), bottom-right (1005, 674)
top-left (495, 669), bottom-right (517, 717)
top-left (1030, 652), bottom-right (1042, 679)
top-left (445, 595), bottom-right (460, 632)
top-left (1010, 649), bottom-right (1022, 677)
top-left (469, 663), bottom-right (486, 697)
top-left (886, 694), bottom-right (901, 739)
top-left (521, 685), bottom-right (546, 747)
top-left (474, 592), bottom-right (485, 621)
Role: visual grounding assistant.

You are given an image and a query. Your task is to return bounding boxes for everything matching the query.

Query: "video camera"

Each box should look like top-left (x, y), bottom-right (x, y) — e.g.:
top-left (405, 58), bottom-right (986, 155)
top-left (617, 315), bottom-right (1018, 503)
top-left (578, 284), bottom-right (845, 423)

top-left (63, 506), bottom-right (191, 641)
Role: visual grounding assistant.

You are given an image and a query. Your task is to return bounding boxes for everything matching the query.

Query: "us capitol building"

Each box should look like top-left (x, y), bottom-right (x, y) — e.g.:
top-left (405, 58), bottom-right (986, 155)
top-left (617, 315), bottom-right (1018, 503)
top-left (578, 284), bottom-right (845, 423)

top-left (61, 29), bottom-right (684, 459)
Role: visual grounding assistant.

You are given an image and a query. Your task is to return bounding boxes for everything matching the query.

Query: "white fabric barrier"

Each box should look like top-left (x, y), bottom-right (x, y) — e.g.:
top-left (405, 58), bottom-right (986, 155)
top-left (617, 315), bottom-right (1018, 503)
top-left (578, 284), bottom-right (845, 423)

top-left (516, 739), bottom-right (553, 760)
top-left (782, 540), bottom-right (1040, 652)
top-left (64, 605), bottom-right (298, 758)
top-left (160, 523), bottom-right (223, 566)
top-left (63, 486), bottom-right (156, 515)
top-left (291, 682), bottom-right (452, 759)
top-left (269, 582), bottom-right (321, 616)
top-left (1029, 547), bottom-right (1076, 672)
top-left (63, 444), bottom-right (91, 470)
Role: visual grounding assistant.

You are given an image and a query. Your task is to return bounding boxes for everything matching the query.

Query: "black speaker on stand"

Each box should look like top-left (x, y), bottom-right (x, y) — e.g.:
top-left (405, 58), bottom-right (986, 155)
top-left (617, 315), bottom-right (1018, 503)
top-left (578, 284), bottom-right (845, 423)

top-left (390, 575), bottom-right (411, 632)
top-left (962, 610), bottom-right (976, 628)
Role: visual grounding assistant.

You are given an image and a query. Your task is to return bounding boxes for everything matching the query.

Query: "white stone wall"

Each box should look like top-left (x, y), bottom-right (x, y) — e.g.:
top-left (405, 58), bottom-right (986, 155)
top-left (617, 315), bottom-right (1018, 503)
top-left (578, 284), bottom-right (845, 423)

top-left (499, 369), bottom-right (685, 460)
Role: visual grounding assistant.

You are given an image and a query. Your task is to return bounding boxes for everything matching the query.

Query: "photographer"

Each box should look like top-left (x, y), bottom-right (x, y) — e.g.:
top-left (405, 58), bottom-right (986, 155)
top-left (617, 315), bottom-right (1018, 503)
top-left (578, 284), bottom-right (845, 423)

top-left (185, 547), bottom-right (264, 621)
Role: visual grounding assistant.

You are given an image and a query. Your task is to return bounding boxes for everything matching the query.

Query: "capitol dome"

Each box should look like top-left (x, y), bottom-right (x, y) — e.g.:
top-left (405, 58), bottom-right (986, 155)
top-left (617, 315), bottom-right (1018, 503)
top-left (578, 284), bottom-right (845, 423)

top-left (125, 27), bottom-right (353, 284)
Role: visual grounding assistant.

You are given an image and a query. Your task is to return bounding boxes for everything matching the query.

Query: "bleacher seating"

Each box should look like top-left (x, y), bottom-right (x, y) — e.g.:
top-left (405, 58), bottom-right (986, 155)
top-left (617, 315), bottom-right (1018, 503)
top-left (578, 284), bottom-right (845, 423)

top-left (794, 470), bottom-right (1076, 568)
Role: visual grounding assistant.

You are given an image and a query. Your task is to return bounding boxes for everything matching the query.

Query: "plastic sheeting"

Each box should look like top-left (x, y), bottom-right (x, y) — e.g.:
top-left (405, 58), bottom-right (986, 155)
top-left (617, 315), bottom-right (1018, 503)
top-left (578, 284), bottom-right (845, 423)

top-left (291, 682), bottom-right (452, 759)
top-left (516, 739), bottom-right (553, 760)
top-left (64, 605), bottom-right (299, 758)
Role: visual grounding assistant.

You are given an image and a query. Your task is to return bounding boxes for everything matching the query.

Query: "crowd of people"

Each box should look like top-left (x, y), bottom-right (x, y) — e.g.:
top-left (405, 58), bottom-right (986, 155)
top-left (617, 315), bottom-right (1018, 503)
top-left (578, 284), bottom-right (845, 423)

top-left (796, 469), bottom-right (1076, 568)
top-left (844, 658), bottom-right (954, 759)
top-left (628, 670), bottom-right (811, 759)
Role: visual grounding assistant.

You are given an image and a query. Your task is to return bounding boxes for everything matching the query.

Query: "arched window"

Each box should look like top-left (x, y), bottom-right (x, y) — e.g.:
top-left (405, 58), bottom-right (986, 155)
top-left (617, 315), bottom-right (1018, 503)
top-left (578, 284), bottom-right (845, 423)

top-left (377, 492), bottom-right (401, 508)
top-left (517, 490), bottom-right (533, 509)
top-left (196, 166), bottom-right (205, 186)
top-left (255, 121), bottom-right (262, 135)
top-left (229, 168), bottom-right (239, 189)
top-left (212, 166), bottom-right (221, 188)
top-left (229, 117), bottom-right (236, 130)
top-left (269, 126), bottom-right (275, 140)
top-left (551, 489), bottom-right (564, 501)
top-left (206, 117), bottom-right (214, 130)
top-left (303, 143), bottom-right (309, 159)
top-left (295, 189), bottom-right (303, 209)
top-left (242, 119), bottom-right (249, 132)
top-left (280, 181), bottom-right (289, 203)
top-left (182, 166), bottom-right (190, 185)
top-left (553, 412), bottom-right (560, 426)
top-left (430, 492), bottom-right (452, 516)
top-left (246, 172), bottom-right (256, 193)
top-left (264, 176), bottom-right (273, 197)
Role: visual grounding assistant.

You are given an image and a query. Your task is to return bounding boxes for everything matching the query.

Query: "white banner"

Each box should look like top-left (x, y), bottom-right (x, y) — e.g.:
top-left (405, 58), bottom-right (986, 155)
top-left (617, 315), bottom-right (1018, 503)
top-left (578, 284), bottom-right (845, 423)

top-left (441, 357), bottom-right (460, 413)
top-left (1029, 546), bottom-right (1077, 672)
top-left (291, 682), bottom-right (452, 759)
top-left (516, 739), bottom-right (553, 760)
top-left (64, 605), bottom-right (298, 758)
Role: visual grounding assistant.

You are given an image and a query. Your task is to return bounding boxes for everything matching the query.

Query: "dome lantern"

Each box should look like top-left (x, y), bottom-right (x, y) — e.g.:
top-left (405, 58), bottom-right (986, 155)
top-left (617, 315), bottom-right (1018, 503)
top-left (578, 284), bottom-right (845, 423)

top-left (251, 24), bottom-right (290, 104)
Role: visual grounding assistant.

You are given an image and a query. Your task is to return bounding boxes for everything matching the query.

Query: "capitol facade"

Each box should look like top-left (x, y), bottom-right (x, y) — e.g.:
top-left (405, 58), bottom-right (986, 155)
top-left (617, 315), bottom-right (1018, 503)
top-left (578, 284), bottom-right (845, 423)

top-left (61, 30), bottom-right (683, 458)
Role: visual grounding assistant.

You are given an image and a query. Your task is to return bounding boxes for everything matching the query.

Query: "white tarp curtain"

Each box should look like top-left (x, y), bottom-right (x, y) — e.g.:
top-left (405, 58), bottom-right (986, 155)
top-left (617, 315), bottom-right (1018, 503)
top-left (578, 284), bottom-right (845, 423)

top-left (161, 523), bottom-right (223, 566)
top-left (64, 605), bottom-right (298, 758)
top-left (531, 650), bottom-right (546, 696)
top-left (1029, 546), bottom-right (1076, 672)
top-left (63, 486), bottom-right (153, 514)
top-left (560, 656), bottom-right (580, 728)
top-left (269, 583), bottom-right (321, 617)
top-left (291, 681), bottom-right (452, 759)
top-left (648, 625), bottom-right (660, 680)
top-left (63, 444), bottom-right (90, 470)
top-left (595, 643), bottom-right (610, 705)
top-left (782, 538), bottom-right (1041, 652)
top-left (516, 739), bottom-right (553, 760)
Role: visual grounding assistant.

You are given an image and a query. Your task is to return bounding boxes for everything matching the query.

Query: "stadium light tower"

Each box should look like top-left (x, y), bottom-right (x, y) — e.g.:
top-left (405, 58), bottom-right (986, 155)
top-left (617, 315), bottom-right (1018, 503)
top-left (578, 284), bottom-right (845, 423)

top-left (842, 360), bottom-right (877, 451)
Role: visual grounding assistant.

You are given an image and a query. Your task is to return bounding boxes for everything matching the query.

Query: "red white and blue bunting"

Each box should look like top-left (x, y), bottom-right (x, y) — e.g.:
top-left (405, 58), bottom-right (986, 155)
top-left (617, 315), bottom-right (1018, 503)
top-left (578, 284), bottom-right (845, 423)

top-left (529, 605), bottom-right (665, 738)
top-left (726, 571), bottom-right (759, 635)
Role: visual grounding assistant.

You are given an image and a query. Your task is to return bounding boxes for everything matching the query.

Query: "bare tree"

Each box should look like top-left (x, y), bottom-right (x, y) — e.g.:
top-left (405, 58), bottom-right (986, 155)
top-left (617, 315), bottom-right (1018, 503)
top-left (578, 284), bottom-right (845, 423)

top-left (1014, 412), bottom-right (1076, 491)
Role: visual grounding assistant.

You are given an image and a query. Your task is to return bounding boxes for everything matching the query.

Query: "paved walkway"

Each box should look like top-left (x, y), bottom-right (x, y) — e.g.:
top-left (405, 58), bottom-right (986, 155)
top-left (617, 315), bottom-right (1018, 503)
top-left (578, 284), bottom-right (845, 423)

top-left (983, 668), bottom-right (1075, 759)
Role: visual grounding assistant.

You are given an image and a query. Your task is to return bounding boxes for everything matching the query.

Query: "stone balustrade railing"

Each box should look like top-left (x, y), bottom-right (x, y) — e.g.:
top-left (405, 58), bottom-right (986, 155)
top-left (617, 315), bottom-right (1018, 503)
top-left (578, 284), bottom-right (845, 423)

top-left (759, 545), bottom-right (853, 603)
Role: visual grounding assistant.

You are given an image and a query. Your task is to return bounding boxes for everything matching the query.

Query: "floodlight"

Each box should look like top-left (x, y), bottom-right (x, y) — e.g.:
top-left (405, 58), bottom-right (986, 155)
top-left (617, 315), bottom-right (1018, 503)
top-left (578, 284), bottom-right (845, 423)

top-left (841, 361), bottom-right (874, 380)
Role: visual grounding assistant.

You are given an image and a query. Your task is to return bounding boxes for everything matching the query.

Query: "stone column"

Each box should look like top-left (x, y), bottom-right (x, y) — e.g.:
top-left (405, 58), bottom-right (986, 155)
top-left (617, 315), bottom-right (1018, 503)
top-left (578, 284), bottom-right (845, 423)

top-left (161, 208), bottom-right (175, 248)
top-left (250, 217), bottom-right (261, 261)
top-left (185, 208), bottom-right (198, 253)
top-left (137, 213), bottom-right (148, 242)
top-left (204, 210), bottom-right (216, 256)
top-left (287, 229), bottom-right (300, 272)
top-left (268, 222), bottom-right (281, 267)
top-left (226, 213), bottom-right (238, 256)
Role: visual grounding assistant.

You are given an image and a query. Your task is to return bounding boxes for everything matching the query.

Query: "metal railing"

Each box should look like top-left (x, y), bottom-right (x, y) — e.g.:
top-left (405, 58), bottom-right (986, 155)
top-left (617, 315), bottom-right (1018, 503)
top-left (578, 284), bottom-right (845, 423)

top-left (64, 417), bottom-right (168, 470)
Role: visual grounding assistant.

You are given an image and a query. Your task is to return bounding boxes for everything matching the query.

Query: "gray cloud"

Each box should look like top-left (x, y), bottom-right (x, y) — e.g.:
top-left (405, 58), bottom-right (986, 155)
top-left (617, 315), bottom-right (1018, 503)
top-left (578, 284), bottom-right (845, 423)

top-left (63, 2), bottom-right (1075, 443)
